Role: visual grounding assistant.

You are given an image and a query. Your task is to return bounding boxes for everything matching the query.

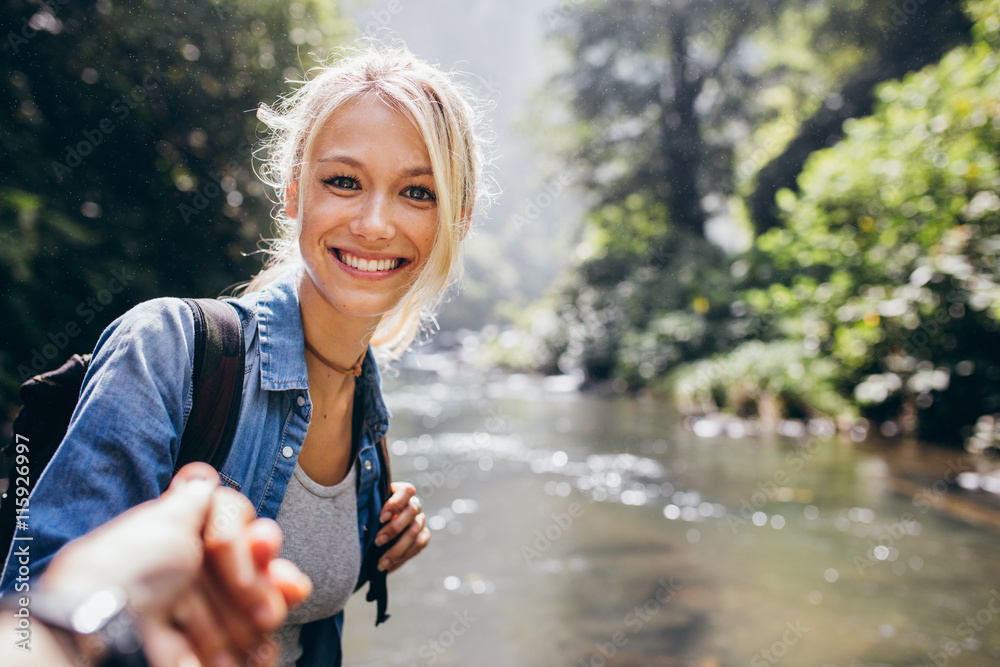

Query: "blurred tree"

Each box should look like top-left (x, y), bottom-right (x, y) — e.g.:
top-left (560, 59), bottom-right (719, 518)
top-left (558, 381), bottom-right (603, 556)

top-left (0, 0), bottom-right (349, 407)
top-left (539, 0), bottom-right (973, 386)
top-left (551, 0), bottom-right (970, 244)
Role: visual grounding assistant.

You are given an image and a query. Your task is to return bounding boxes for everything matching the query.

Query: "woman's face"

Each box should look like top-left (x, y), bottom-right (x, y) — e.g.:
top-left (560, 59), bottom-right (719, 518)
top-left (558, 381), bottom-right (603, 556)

top-left (294, 97), bottom-right (439, 321)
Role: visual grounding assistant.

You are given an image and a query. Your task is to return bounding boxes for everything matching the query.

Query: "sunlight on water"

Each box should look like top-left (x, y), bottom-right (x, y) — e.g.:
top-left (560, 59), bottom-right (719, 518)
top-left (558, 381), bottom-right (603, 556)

top-left (345, 367), bottom-right (1000, 667)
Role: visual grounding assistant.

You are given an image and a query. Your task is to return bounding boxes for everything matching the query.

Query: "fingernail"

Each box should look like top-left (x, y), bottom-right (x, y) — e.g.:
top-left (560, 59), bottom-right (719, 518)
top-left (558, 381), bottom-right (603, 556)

top-left (378, 558), bottom-right (390, 572)
top-left (182, 478), bottom-right (216, 499)
top-left (380, 512), bottom-right (391, 523)
top-left (375, 534), bottom-right (387, 546)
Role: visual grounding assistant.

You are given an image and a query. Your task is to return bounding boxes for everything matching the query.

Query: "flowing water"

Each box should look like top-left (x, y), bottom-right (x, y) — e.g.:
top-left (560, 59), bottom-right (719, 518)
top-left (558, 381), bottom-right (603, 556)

top-left (342, 358), bottom-right (1000, 666)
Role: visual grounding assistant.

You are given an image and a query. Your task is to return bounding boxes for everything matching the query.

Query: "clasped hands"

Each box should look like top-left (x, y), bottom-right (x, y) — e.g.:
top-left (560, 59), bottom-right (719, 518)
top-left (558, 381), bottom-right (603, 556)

top-left (34, 465), bottom-right (430, 667)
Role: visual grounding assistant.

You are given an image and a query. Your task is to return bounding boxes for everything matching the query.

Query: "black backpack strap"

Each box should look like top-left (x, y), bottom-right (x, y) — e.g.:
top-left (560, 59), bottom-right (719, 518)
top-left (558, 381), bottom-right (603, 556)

top-left (176, 299), bottom-right (245, 472)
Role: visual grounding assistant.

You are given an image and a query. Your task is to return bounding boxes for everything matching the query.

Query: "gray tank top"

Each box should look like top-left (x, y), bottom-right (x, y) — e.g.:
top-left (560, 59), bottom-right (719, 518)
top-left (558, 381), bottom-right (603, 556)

top-left (271, 460), bottom-right (362, 667)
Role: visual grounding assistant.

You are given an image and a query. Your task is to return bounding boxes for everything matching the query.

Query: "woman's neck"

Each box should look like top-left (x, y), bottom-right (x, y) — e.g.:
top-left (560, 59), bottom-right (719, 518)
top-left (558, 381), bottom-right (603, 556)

top-left (297, 272), bottom-right (379, 396)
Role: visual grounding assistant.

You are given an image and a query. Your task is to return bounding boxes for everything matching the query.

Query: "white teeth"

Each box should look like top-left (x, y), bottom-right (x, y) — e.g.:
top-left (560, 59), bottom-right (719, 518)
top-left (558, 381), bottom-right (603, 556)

top-left (338, 251), bottom-right (400, 272)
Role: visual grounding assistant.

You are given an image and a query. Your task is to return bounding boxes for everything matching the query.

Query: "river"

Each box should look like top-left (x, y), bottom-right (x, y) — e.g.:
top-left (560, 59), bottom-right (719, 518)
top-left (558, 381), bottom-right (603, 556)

top-left (342, 357), bottom-right (1000, 666)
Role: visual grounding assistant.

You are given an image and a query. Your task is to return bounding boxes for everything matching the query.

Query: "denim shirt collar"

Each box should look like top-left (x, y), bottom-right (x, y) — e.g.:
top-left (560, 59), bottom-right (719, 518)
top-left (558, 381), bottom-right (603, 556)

top-left (254, 270), bottom-right (390, 427)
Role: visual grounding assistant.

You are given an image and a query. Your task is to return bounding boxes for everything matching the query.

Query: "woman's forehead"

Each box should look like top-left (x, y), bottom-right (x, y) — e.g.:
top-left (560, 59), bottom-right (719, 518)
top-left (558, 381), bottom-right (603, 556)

top-left (312, 97), bottom-right (432, 167)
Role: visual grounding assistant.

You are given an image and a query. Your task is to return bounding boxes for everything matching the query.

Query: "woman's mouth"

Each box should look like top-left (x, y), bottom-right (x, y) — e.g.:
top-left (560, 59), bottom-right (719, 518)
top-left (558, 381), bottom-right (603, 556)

top-left (334, 249), bottom-right (404, 273)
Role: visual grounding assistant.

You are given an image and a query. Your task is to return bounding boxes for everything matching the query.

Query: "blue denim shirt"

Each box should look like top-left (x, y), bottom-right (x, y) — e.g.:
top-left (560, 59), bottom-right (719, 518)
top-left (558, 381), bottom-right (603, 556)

top-left (0, 271), bottom-right (391, 666)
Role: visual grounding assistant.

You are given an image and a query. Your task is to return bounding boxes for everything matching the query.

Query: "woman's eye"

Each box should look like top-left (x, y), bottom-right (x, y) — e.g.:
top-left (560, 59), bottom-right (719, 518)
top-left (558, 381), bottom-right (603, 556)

top-left (325, 176), bottom-right (358, 190)
top-left (404, 186), bottom-right (436, 202)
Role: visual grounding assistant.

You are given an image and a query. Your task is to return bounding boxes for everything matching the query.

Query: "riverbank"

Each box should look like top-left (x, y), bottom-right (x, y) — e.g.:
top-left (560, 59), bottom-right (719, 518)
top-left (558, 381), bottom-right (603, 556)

top-left (681, 411), bottom-right (1000, 533)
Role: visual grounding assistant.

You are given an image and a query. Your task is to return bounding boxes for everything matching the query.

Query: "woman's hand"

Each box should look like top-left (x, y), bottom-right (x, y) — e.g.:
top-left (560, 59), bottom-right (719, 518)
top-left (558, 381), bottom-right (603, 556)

top-left (374, 482), bottom-right (430, 573)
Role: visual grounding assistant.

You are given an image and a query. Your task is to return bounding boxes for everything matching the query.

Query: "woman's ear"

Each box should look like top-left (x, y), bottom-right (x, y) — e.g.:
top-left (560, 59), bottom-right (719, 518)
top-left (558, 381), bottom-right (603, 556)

top-left (285, 181), bottom-right (298, 220)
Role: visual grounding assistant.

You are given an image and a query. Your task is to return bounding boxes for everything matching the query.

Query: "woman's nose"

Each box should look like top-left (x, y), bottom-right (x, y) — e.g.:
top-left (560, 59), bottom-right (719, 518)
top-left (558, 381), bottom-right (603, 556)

top-left (350, 194), bottom-right (395, 241)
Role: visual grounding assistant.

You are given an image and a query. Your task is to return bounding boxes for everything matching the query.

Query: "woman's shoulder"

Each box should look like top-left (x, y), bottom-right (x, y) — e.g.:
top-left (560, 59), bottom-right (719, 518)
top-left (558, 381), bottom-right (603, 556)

top-left (87, 297), bottom-right (201, 380)
top-left (104, 297), bottom-right (198, 346)
top-left (117, 295), bottom-right (197, 322)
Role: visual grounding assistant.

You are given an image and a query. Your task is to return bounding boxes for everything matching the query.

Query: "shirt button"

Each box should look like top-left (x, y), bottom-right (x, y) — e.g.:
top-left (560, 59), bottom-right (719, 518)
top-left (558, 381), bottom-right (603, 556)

top-left (296, 396), bottom-right (306, 407)
top-left (362, 525), bottom-right (368, 533)
top-left (282, 446), bottom-right (294, 458)
top-left (364, 459), bottom-right (373, 471)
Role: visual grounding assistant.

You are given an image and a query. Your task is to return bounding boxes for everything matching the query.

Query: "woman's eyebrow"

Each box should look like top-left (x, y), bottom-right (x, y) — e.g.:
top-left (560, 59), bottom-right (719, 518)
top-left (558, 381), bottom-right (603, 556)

top-left (318, 155), bottom-right (432, 178)
top-left (318, 154), bottom-right (362, 167)
top-left (401, 166), bottom-right (433, 178)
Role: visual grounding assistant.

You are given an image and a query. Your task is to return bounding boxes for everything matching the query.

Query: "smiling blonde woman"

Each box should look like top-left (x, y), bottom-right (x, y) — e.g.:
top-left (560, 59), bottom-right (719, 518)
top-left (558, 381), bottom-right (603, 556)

top-left (0, 44), bottom-right (491, 667)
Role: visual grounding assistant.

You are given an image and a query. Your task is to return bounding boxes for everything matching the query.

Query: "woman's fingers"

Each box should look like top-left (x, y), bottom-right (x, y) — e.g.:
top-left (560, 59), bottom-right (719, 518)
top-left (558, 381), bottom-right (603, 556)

top-left (202, 488), bottom-right (285, 631)
top-left (139, 617), bottom-right (203, 667)
top-left (170, 582), bottom-right (239, 667)
top-left (375, 498), bottom-right (419, 547)
top-left (246, 518), bottom-right (283, 572)
top-left (168, 486), bottom-right (302, 667)
top-left (203, 488), bottom-right (258, 586)
top-left (380, 511), bottom-right (430, 573)
top-left (374, 482), bottom-right (431, 572)
top-left (200, 566), bottom-right (272, 656)
top-left (378, 482), bottom-right (416, 523)
top-left (267, 558), bottom-right (313, 608)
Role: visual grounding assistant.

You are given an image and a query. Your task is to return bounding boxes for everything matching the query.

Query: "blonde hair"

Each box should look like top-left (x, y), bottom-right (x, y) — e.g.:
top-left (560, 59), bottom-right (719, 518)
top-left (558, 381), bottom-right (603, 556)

top-left (245, 44), bottom-right (490, 362)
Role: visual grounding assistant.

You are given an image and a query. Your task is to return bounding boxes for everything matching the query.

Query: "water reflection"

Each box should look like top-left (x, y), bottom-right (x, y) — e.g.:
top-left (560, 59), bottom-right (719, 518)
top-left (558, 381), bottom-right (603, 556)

top-left (344, 365), bottom-right (1000, 666)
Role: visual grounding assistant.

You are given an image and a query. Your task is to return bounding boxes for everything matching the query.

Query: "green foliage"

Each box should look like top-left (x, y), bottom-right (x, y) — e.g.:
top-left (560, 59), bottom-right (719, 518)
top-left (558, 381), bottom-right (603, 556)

top-left (669, 340), bottom-right (856, 423)
top-left (0, 0), bottom-right (349, 407)
top-left (727, 0), bottom-right (1000, 440)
